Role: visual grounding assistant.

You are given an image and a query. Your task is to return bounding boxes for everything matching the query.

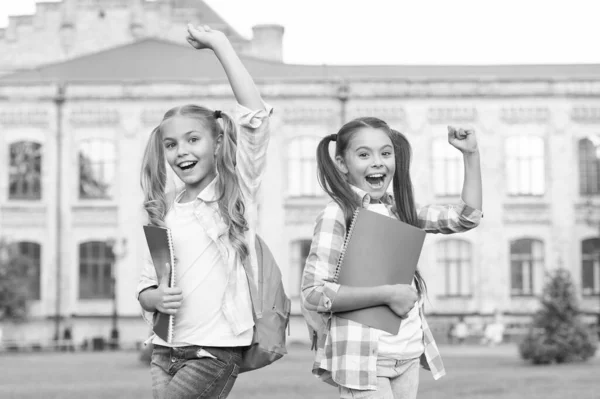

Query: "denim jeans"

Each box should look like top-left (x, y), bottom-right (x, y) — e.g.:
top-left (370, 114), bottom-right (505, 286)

top-left (339, 357), bottom-right (420, 399)
top-left (150, 344), bottom-right (243, 399)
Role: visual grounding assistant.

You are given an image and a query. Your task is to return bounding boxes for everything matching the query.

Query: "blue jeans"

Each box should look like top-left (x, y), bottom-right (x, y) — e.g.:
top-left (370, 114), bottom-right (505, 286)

top-left (339, 357), bottom-right (420, 399)
top-left (150, 344), bottom-right (243, 399)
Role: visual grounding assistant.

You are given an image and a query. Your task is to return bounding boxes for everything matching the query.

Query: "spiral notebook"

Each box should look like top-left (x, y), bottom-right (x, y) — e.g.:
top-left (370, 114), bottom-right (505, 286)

top-left (334, 208), bottom-right (426, 334)
top-left (143, 225), bottom-right (176, 343)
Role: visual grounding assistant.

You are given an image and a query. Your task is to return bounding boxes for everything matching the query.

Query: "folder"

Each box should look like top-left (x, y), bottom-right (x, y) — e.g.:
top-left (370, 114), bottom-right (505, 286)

top-left (335, 208), bottom-right (426, 334)
top-left (143, 225), bottom-right (176, 343)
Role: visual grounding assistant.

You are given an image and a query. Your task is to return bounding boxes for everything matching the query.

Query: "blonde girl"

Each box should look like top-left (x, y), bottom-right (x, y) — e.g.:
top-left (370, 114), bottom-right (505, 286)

top-left (302, 118), bottom-right (483, 399)
top-left (136, 24), bottom-right (272, 399)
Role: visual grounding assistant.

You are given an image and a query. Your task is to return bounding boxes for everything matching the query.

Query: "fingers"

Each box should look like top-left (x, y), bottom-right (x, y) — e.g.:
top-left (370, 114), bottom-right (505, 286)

top-left (448, 125), bottom-right (473, 140)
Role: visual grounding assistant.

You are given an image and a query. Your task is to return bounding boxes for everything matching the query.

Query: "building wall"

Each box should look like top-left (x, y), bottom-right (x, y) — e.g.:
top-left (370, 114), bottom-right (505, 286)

top-left (1, 81), bottom-right (600, 345)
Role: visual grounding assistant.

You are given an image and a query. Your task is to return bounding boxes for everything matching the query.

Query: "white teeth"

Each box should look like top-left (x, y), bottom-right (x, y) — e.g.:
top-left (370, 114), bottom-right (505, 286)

top-left (367, 174), bottom-right (384, 178)
top-left (179, 161), bottom-right (195, 168)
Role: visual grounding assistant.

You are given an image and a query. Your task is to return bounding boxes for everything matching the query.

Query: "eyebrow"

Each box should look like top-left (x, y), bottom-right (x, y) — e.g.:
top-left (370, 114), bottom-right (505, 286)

top-left (355, 144), bottom-right (393, 152)
top-left (162, 130), bottom-right (200, 141)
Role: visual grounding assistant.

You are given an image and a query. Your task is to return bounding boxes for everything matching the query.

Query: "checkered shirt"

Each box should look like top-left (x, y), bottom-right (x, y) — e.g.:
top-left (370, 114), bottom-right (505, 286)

top-left (301, 187), bottom-right (483, 390)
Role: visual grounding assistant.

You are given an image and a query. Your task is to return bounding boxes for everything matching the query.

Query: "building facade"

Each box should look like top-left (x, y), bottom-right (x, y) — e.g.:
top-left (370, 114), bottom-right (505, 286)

top-left (1, 1), bottom-right (599, 347)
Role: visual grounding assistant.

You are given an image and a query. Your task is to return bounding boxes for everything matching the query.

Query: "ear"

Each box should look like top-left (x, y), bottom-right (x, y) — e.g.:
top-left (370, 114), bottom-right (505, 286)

top-left (214, 134), bottom-right (223, 156)
top-left (334, 154), bottom-right (349, 174)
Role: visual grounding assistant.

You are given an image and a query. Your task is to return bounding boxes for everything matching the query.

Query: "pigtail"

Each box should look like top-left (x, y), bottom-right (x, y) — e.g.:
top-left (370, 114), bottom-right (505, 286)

top-left (390, 129), bottom-right (427, 296)
top-left (215, 111), bottom-right (250, 265)
top-left (140, 126), bottom-right (169, 227)
top-left (316, 134), bottom-right (360, 225)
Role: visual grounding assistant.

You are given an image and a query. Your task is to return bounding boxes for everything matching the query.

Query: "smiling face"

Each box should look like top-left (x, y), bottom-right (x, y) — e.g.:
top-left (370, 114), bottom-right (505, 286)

top-left (336, 127), bottom-right (395, 200)
top-left (161, 115), bottom-right (220, 197)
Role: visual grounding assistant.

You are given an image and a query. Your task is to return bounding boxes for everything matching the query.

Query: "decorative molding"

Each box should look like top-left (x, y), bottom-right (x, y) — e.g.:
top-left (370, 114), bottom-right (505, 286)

top-left (347, 106), bottom-right (406, 122)
top-left (69, 109), bottom-right (120, 126)
top-left (500, 107), bottom-right (550, 124)
top-left (0, 205), bottom-right (47, 227)
top-left (503, 202), bottom-right (551, 224)
top-left (281, 107), bottom-right (338, 124)
top-left (427, 107), bottom-right (477, 123)
top-left (0, 109), bottom-right (49, 128)
top-left (570, 107), bottom-right (600, 124)
top-left (284, 203), bottom-right (325, 225)
top-left (72, 206), bottom-right (118, 226)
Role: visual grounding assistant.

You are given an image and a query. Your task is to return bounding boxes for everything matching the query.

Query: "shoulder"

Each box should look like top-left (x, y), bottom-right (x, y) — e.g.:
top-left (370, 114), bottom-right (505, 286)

top-left (313, 201), bottom-right (346, 233)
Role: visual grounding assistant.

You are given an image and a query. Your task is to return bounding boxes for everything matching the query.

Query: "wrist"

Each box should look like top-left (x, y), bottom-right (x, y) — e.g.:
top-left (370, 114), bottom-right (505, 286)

top-left (380, 285), bottom-right (393, 305)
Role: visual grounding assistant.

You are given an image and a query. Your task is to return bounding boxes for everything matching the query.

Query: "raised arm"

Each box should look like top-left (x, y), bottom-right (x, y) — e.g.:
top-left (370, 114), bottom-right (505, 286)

top-left (186, 24), bottom-right (263, 110)
top-left (449, 126), bottom-right (482, 211)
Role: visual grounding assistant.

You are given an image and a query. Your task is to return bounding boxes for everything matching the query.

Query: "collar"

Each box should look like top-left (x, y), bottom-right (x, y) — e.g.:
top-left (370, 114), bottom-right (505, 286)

top-left (349, 184), bottom-right (395, 208)
top-left (176, 176), bottom-right (219, 203)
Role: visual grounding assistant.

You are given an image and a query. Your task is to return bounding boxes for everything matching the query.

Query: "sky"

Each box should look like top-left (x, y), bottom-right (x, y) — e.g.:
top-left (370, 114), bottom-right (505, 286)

top-left (0, 0), bottom-right (599, 65)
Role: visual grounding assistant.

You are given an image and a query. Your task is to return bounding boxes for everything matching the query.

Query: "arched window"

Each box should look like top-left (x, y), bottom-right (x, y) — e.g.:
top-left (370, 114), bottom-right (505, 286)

top-left (432, 138), bottom-right (463, 196)
top-left (510, 239), bottom-right (544, 296)
top-left (290, 239), bottom-right (312, 298)
top-left (9, 141), bottom-right (42, 200)
top-left (16, 241), bottom-right (41, 300)
top-left (79, 140), bottom-right (116, 199)
top-left (579, 138), bottom-right (600, 195)
top-left (581, 238), bottom-right (600, 295)
top-left (79, 241), bottom-right (114, 299)
top-left (287, 137), bottom-right (322, 197)
top-left (505, 136), bottom-right (545, 196)
top-left (437, 239), bottom-right (472, 296)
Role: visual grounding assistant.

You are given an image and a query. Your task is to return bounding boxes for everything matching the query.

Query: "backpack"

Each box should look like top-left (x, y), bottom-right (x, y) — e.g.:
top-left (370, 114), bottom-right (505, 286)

top-left (239, 235), bottom-right (291, 373)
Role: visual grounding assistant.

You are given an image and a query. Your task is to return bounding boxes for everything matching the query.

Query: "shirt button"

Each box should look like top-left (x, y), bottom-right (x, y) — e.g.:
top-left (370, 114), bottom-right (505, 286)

top-left (171, 357), bottom-right (176, 363)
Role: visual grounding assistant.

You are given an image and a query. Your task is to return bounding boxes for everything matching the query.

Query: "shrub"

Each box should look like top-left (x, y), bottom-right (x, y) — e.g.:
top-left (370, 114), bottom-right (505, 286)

top-left (519, 268), bottom-right (598, 364)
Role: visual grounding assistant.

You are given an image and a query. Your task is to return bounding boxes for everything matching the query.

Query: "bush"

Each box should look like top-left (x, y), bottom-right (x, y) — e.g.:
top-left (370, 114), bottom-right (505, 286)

top-left (519, 268), bottom-right (598, 364)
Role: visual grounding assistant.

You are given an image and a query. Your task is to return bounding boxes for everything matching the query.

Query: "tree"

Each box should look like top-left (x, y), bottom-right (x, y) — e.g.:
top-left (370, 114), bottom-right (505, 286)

top-left (519, 268), bottom-right (598, 364)
top-left (0, 239), bottom-right (35, 320)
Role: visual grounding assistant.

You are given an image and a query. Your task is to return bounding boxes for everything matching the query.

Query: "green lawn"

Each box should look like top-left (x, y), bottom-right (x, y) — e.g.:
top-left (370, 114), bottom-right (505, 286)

top-left (0, 344), bottom-right (597, 399)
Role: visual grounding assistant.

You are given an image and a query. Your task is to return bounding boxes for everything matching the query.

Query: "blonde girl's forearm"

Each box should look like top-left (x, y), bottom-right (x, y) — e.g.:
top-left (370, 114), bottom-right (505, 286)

top-left (212, 40), bottom-right (263, 111)
top-left (461, 151), bottom-right (482, 210)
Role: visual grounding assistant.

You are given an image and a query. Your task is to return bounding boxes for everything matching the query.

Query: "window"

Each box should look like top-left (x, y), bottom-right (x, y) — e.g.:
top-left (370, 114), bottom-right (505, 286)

top-left (79, 140), bottom-right (116, 199)
top-left (510, 239), bottom-right (544, 296)
top-left (16, 241), bottom-right (41, 300)
top-left (79, 241), bottom-right (114, 299)
top-left (437, 240), bottom-right (472, 296)
top-left (581, 239), bottom-right (600, 295)
top-left (506, 136), bottom-right (545, 196)
top-left (433, 138), bottom-right (463, 196)
top-left (579, 138), bottom-right (600, 195)
top-left (287, 137), bottom-right (321, 197)
top-left (290, 239), bottom-right (312, 297)
top-left (9, 141), bottom-right (42, 200)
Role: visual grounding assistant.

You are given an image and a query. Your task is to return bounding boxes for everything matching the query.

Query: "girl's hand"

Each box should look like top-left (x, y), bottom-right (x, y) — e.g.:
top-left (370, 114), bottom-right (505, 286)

top-left (154, 263), bottom-right (183, 315)
top-left (448, 126), bottom-right (478, 155)
top-left (186, 24), bottom-right (228, 51)
top-left (384, 284), bottom-right (419, 318)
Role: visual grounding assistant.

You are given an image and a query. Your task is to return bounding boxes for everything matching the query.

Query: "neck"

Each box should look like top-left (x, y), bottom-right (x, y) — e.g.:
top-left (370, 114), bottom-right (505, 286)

top-left (181, 173), bottom-right (216, 202)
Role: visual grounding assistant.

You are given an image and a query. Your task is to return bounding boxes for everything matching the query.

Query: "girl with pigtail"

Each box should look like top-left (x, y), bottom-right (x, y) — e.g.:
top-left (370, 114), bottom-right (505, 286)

top-left (301, 117), bottom-right (483, 398)
top-left (136, 24), bottom-right (272, 399)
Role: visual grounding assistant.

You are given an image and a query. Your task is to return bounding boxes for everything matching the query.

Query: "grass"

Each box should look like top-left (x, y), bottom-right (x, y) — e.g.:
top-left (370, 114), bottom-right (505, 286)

top-left (0, 344), bottom-right (597, 399)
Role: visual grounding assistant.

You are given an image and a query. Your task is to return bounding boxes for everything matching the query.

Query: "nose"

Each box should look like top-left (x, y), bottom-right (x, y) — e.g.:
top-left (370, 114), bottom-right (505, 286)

top-left (372, 155), bottom-right (384, 168)
top-left (176, 142), bottom-right (189, 157)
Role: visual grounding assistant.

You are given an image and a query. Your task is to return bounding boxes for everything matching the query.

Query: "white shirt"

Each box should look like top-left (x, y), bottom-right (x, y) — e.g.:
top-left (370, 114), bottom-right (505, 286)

top-left (151, 187), bottom-right (253, 347)
top-left (367, 203), bottom-right (425, 360)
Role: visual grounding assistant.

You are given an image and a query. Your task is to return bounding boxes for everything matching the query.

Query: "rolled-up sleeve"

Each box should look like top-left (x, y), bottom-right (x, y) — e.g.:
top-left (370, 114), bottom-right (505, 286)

top-left (301, 203), bottom-right (346, 313)
top-left (136, 254), bottom-right (158, 326)
top-left (235, 102), bottom-right (273, 202)
top-left (417, 198), bottom-right (483, 234)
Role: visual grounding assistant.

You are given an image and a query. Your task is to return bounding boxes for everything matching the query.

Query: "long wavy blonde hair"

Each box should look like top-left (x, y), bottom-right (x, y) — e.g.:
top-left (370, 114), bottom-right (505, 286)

top-left (140, 105), bottom-right (250, 265)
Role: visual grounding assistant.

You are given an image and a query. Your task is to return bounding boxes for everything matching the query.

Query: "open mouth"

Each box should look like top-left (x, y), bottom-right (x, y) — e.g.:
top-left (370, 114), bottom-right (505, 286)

top-left (178, 161), bottom-right (198, 172)
top-left (365, 173), bottom-right (386, 189)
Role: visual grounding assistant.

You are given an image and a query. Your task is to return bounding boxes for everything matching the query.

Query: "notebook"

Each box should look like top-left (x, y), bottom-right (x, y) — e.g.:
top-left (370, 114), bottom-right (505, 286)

top-left (143, 225), bottom-right (176, 343)
top-left (334, 208), bottom-right (426, 334)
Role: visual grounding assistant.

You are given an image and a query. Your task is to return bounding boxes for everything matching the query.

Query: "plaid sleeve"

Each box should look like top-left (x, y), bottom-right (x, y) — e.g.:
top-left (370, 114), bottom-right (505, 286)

top-left (235, 101), bottom-right (273, 202)
top-left (301, 203), bottom-right (346, 313)
top-left (417, 198), bottom-right (483, 234)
